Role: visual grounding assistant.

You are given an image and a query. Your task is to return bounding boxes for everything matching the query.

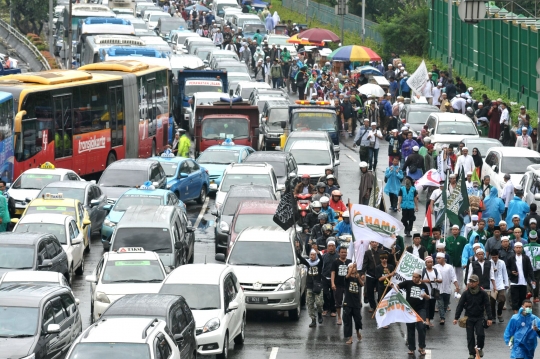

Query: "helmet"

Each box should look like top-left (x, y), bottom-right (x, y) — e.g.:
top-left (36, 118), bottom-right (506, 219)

top-left (342, 211), bottom-right (350, 218)
top-left (320, 196), bottom-right (330, 204)
top-left (322, 224), bottom-right (333, 232)
top-left (316, 182), bottom-right (326, 189)
top-left (331, 190), bottom-right (342, 197)
top-left (301, 174), bottom-right (310, 179)
top-left (359, 161), bottom-right (368, 168)
top-left (325, 166), bottom-right (334, 173)
top-left (317, 212), bottom-right (328, 221)
top-left (326, 174), bottom-right (335, 180)
top-left (312, 201), bottom-right (322, 209)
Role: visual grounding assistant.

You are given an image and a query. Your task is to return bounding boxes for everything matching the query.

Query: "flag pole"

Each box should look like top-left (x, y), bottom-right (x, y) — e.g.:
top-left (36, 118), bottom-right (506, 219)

top-left (371, 246), bottom-right (401, 319)
top-left (348, 199), bottom-right (356, 264)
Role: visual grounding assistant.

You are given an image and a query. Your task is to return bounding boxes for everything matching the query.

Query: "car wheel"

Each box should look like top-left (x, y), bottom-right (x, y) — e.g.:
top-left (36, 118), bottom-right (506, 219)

top-left (67, 266), bottom-right (73, 287)
top-left (233, 316), bottom-right (245, 345)
top-left (216, 333), bottom-right (228, 359)
top-left (288, 300), bottom-right (300, 321)
top-left (85, 228), bottom-right (91, 252)
top-left (188, 241), bottom-right (195, 264)
top-left (75, 256), bottom-right (85, 275)
top-left (196, 185), bottom-right (207, 204)
top-left (90, 300), bottom-right (95, 324)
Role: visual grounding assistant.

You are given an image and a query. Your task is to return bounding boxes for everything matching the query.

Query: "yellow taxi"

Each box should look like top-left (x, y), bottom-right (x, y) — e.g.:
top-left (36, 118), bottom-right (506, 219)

top-left (15, 193), bottom-right (92, 250)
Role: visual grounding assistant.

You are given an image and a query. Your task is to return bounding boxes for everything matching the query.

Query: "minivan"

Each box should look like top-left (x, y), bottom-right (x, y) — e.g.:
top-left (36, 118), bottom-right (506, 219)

top-left (212, 0), bottom-right (241, 19)
top-left (109, 205), bottom-right (193, 269)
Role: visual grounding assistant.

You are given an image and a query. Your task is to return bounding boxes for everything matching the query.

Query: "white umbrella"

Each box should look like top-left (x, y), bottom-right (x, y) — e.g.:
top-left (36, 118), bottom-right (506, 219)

top-left (358, 83), bottom-right (385, 98)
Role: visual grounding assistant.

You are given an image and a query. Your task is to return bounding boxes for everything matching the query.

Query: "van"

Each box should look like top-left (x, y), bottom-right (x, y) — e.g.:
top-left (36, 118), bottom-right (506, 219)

top-left (109, 205), bottom-right (193, 269)
top-left (212, 0), bottom-right (240, 19)
top-left (184, 37), bottom-right (213, 55)
top-left (231, 13), bottom-right (261, 32)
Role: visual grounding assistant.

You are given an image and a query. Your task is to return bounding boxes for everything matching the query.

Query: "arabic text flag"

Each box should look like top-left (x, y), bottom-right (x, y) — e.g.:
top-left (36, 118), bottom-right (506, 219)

top-left (350, 204), bottom-right (404, 248)
top-left (375, 289), bottom-right (423, 329)
top-left (414, 169), bottom-right (442, 192)
top-left (391, 251), bottom-right (426, 284)
top-left (406, 60), bottom-right (429, 96)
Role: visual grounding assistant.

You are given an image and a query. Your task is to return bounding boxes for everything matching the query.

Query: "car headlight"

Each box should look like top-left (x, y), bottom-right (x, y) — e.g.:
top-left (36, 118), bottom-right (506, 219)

top-left (202, 318), bottom-right (220, 333)
top-left (219, 221), bottom-right (229, 232)
top-left (104, 218), bottom-right (116, 228)
top-left (96, 291), bottom-right (110, 303)
top-left (277, 277), bottom-right (296, 291)
top-left (21, 354), bottom-right (35, 359)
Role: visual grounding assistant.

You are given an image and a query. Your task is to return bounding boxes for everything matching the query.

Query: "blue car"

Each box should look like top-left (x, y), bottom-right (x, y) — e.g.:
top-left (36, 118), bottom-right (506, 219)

top-left (151, 151), bottom-right (210, 204)
top-left (196, 141), bottom-right (255, 192)
top-left (100, 186), bottom-right (186, 249)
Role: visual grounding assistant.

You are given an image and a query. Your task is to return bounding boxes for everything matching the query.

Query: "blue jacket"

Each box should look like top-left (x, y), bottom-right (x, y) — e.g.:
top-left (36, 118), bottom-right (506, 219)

top-left (384, 165), bottom-right (403, 196)
top-left (399, 186), bottom-right (416, 209)
top-left (335, 220), bottom-right (351, 236)
top-left (321, 206), bottom-right (337, 224)
top-left (461, 232), bottom-right (485, 266)
top-left (504, 308), bottom-right (540, 359)
top-left (483, 187), bottom-right (505, 223)
top-left (516, 126), bottom-right (533, 136)
top-left (400, 78), bottom-right (410, 92)
top-left (506, 196), bottom-right (530, 226)
top-left (381, 99), bottom-right (392, 117)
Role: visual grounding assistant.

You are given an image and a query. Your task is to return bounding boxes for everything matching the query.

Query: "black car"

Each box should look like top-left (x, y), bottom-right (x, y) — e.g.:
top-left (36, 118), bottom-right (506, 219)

top-left (399, 104), bottom-right (440, 133)
top-left (212, 184), bottom-right (277, 254)
top-left (37, 181), bottom-right (108, 236)
top-left (0, 284), bottom-right (82, 359)
top-left (244, 151), bottom-right (299, 192)
top-left (101, 294), bottom-right (197, 358)
top-left (97, 159), bottom-right (167, 203)
top-left (259, 99), bottom-right (290, 150)
top-left (0, 232), bottom-right (70, 283)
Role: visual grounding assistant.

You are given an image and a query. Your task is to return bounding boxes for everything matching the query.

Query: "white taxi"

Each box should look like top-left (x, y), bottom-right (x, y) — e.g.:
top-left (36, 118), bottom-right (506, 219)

top-left (85, 247), bottom-right (167, 322)
top-left (7, 162), bottom-right (82, 216)
top-left (13, 213), bottom-right (85, 284)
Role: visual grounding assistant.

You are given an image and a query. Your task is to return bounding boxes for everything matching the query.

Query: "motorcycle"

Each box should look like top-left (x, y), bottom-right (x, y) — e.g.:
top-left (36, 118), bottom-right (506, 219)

top-left (296, 193), bottom-right (313, 222)
top-left (337, 235), bottom-right (353, 249)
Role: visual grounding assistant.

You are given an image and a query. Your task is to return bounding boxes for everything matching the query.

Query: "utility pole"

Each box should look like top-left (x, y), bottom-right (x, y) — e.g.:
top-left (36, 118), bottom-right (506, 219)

top-left (335, 0), bottom-right (347, 43)
top-left (306, 0), bottom-right (308, 23)
top-left (361, 0), bottom-right (365, 42)
top-left (67, 0), bottom-right (72, 69)
top-left (448, 0), bottom-right (453, 78)
top-left (49, 0), bottom-right (53, 55)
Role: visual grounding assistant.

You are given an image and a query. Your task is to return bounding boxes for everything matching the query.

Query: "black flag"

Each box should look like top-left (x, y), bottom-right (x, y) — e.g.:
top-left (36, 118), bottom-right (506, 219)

top-left (273, 191), bottom-right (296, 230)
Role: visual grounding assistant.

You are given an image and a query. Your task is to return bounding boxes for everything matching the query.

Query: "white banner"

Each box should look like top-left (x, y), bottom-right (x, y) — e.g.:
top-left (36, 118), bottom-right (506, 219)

top-left (350, 204), bottom-right (403, 249)
top-left (414, 169), bottom-right (442, 192)
top-left (391, 251), bottom-right (426, 284)
top-left (375, 288), bottom-right (423, 329)
top-left (347, 238), bottom-right (369, 271)
top-left (406, 60), bottom-right (429, 96)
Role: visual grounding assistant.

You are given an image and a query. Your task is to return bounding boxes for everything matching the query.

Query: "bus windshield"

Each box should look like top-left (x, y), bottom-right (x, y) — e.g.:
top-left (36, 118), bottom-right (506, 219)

top-left (202, 118), bottom-right (249, 140)
top-left (185, 81), bottom-right (223, 97)
top-left (291, 112), bottom-right (337, 131)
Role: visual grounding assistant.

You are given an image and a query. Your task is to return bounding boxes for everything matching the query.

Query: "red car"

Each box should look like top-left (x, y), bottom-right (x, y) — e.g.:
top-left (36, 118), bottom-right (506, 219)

top-left (227, 200), bottom-right (280, 254)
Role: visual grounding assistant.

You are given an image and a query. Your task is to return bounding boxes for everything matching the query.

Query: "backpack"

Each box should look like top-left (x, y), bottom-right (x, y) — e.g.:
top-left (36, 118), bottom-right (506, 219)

top-left (379, 100), bottom-right (386, 119)
top-left (409, 163), bottom-right (417, 174)
top-left (392, 103), bottom-right (400, 117)
top-left (271, 65), bottom-right (281, 78)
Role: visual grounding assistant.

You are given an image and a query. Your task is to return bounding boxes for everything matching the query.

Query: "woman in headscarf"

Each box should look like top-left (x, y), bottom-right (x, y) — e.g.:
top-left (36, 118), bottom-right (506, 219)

top-left (471, 147), bottom-right (482, 177)
top-left (272, 11), bottom-right (280, 26)
top-left (253, 46), bottom-right (264, 64)
top-left (265, 12), bottom-right (275, 33)
top-left (296, 247), bottom-right (324, 327)
top-left (483, 187), bottom-right (505, 223)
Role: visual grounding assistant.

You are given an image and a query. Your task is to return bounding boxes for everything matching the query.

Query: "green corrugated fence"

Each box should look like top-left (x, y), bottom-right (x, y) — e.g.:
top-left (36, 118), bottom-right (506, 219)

top-left (281, 0), bottom-right (382, 44)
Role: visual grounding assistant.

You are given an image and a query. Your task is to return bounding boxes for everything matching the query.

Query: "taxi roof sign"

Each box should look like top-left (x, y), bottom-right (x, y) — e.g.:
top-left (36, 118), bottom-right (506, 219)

top-left (117, 247), bottom-right (145, 253)
top-left (161, 149), bottom-right (175, 158)
top-left (221, 138), bottom-right (235, 146)
top-left (40, 162), bottom-right (55, 169)
top-left (44, 193), bottom-right (63, 200)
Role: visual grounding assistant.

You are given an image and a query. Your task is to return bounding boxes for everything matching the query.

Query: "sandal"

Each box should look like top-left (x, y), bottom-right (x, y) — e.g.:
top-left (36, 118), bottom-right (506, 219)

top-left (418, 349), bottom-right (426, 356)
top-left (346, 338), bottom-right (353, 344)
top-left (331, 312), bottom-right (337, 317)
top-left (440, 319), bottom-right (445, 325)
top-left (337, 319), bottom-right (342, 325)
top-left (408, 351), bottom-right (415, 355)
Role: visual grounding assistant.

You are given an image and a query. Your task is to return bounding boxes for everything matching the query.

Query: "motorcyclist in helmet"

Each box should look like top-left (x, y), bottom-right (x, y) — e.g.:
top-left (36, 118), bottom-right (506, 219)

top-left (313, 182), bottom-right (329, 202)
top-left (318, 166), bottom-right (340, 187)
top-left (314, 224), bottom-right (334, 250)
top-left (309, 212), bottom-right (328, 252)
top-left (320, 196), bottom-right (337, 225)
top-left (335, 210), bottom-right (352, 236)
top-left (325, 175), bottom-right (339, 194)
top-left (305, 201), bottom-right (323, 231)
top-left (294, 174), bottom-right (315, 197)
top-left (329, 189), bottom-right (347, 214)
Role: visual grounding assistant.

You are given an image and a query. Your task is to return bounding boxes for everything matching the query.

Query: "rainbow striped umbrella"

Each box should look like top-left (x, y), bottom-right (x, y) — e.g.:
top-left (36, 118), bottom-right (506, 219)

top-left (327, 45), bottom-right (382, 62)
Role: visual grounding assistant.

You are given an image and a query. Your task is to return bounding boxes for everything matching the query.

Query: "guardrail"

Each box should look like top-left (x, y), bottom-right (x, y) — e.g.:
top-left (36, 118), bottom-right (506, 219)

top-left (0, 18), bottom-right (51, 71)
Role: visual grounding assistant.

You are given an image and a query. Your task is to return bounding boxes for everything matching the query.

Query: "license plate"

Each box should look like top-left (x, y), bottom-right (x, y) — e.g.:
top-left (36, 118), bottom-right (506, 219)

top-left (246, 296), bottom-right (268, 304)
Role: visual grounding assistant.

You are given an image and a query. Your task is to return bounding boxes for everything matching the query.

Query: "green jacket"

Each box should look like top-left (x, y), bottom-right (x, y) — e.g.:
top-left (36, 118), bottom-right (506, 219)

top-left (281, 51), bottom-right (291, 62)
top-left (253, 33), bottom-right (263, 45)
top-left (177, 134), bottom-right (191, 158)
top-left (421, 235), bottom-right (434, 254)
top-left (524, 242), bottom-right (540, 271)
top-left (445, 235), bottom-right (467, 267)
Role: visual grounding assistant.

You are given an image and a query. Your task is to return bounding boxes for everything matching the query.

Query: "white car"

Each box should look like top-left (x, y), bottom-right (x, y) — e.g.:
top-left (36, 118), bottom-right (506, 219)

top-left (13, 213), bottom-right (85, 283)
top-left (520, 165), bottom-right (540, 206)
top-left (211, 163), bottom-right (281, 211)
top-left (0, 270), bottom-right (70, 289)
top-left (288, 140), bottom-right (340, 180)
top-left (424, 112), bottom-right (479, 150)
top-left (264, 35), bottom-right (298, 57)
top-left (160, 263), bottom-right (246, 358)
top-left (7, 162), bottom-right (82, 216)
top-left (215, 227), bottom-right (307, 320)
top-left (85, 247), bottom-right (167, 322)
top-left (65, 317), bottom-right (180, 359)
top-left (483, 147), bottom-right (540, 194)
top-left (234, 81), bottom-right (271, 99)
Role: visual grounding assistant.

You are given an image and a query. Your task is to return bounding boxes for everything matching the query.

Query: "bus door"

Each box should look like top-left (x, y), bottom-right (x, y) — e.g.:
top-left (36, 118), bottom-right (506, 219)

top-left (53, 94), bottom-right (75, 171)
top-left (108, 86), bottom-right (124, 148)
top-left (147, 78), bottom-right (157, 139)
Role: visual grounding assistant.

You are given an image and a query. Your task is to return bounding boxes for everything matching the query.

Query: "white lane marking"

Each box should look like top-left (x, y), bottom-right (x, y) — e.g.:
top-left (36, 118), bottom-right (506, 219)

top-left (194, 196), bottom-right (209, 229)
top-left (345, 154), bottom-right (357, 162)
top-left (425, 349), bottom-right (432, 359)
top-left (269, 347), bottom-right (279, 359)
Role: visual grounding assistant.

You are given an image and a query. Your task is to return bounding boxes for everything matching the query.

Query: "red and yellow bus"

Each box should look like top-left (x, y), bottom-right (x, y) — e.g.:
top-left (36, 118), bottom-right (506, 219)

top-left (0, 60), bottom-right (171, 178)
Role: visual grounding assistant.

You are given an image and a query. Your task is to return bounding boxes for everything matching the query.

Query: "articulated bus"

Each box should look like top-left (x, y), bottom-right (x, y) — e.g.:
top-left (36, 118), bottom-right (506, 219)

top-left (76, 18), bottom-right (136, 60)
top-left (80, 35), bottom-right (146, 66)
top-left (0, 60), bottom-right (171, 179)
top-left (0, 91), bottom-right (14, 183)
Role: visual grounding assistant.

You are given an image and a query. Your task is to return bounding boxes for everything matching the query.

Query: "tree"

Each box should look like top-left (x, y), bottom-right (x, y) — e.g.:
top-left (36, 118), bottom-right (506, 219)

top-left (376, 4), bottom-right (429, 57)
top-left (4, 0), bottom-right (53, 35)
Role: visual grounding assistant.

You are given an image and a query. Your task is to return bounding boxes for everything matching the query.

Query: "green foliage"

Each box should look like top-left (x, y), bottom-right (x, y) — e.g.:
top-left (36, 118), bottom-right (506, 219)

top-left (376, 5), bottom-right (429, 57)
top-left (36, 44), bottom-right (47, 51)
top-left (5, 0), bottom-right (56, 35)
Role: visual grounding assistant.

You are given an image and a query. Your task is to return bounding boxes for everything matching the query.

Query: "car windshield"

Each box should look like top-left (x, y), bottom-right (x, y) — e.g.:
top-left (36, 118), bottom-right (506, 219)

top-left (160, 284), bottom-right (221, 309)
top-left (228, 241), bottom-right (293, 266)
top-left (262, 161), bottom-right (286, 177)
top-left (290, 149), bottom-right (331, 166)
top-left (11, 174), bottom-right (61, 190)
top-left (114, 195), bottom-right (163, 212)
top-left (185, 84), bottom-right (222, 97)
top-left (268, 37), bottom-right (289, 46)
top-left (195, 49), bottom-right (213, 59)
top-left (15, 223), bottom-right (66, 245)
top-left (26, 205), bottom-right (76, 218)
top-left (68, 343), bottom-right (151, 359)
top-left (243, 23), bottom-right (265, 33)
top-left (37, 187), bottom-right (85, 203)
top-left (291, 112), bottom-right (337, 131)
top-left (219, 64), bottom-right (247, 73)
top-left (436, 122), bottom-right (478, 135)
top-left (159, 162), bottom-right (179, 177)
top-left (267, 108), bottom-right (288, 130)
top-left (101, 260), bottom-right (164, 284)
top-left (228, 75), bottom-right (251, 84)
top-left (161, 21), bottom-right (184, 32)
top-left (0, 245), bottom-right (34, 269)
top-left (0, 307), bottom-right (38, 336)
top-left (217, 3), bottom-right (237, 15)
top-left (223, 196), bottom-right (266, 215)
top-left (221, 174), bottom-right (271, 192)
top-left (213, 54), bottom-right (238, 61)
top-left (149, 14), bottom-right (170, 22)
top-left (407, 111), bottom-right (433, 124)
top-left (202, 118), bottom-right (249, 140)
top-left (132, 22), bottom-right (147, 30)
top-left (234, 214), bottom-right (276, 232)
top-left (112, 228), bottom-right (171, 253)
top-left (197, 150), bottom-right (239, 164)
top-left (464, 141), bottom-right (501, 157)
top-left (99, 169), bottom-right (148, 187)
top-left (502, 156), bottom-right (540, 174)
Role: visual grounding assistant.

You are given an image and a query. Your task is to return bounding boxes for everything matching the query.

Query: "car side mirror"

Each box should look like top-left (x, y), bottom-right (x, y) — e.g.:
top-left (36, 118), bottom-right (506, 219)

top-left (226, 301), bottom-right (239, 313)
top-left (72, 237), bottom-right (83, 245)
top-left (280, 120), bottom-right (286, 129)
top-left (90, 199), bottom-right (100, 208)
top-left (83, 218), bottom-right (91, 226)
top-left (215, 253), bottom-right (226, 262)
top-left (186, 226), bottom-right (195, 233)
top-left (75, 298), bottom-right (80, 305)
top-left (211, 209), bottom-right (218, 216)
top-left (103, 204), bottom-right (112, 212)
top-left (334, 160), bottom-right (340, 166)
top-left (277, 184), bottom-right (285, 192)
top-left (179, 172), bottom-right (189, 179)
top-left (296, 258), bottom-right (301, 265)
top-left (85, 274), bottom-right (97, 283)
top-left (173, 334), bottom-right (184, 344)
top-left (25, 197), bottom-right (32, 202)
top-left (492, 165), bottom-right (498, 173)
top-left (46, 324), bottom-right (61, 334)
top-left (534, 193), bottom-right (540, 201)
top-left (38, 259), bottom-right (53, 269)
top-left (174, 242), bottom-right (182, 249)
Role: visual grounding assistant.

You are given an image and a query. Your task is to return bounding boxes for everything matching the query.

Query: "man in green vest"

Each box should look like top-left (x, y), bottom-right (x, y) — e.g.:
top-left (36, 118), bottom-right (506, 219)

top-left (420, 226), bottom-right (434, 254)
top-left (445, 224), bottom-right (468, 288)
top-left (524, 230), bottom-right (540, 302)
top-left (177, 128), bottom-right (191, 158)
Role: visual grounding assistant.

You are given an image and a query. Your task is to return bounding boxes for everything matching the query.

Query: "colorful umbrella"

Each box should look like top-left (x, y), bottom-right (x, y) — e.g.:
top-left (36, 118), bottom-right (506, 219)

top-left (327, 45), bottom-right (382, 62)
top-left (286, 34), bottom-right (324, 46)
top-left (355, 65), bottom-right (383, 76)
top-left (299, 28), bottom-right (340, 43)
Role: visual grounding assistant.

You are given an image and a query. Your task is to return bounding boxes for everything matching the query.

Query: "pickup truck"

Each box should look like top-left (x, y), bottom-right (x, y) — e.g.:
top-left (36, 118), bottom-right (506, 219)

top-left (0, 66), bottom-right (21, 76)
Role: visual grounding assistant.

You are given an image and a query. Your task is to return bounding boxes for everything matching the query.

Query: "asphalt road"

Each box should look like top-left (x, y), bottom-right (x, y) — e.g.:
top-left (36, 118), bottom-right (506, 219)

top-left (73, 133), bottom-right (519, 359)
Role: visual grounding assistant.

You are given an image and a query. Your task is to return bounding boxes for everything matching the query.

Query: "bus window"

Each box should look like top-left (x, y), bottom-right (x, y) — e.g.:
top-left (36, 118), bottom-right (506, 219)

top-left (0, 99), bottom-right (11, 141)
top-left (53, 95), bottom-right (73, 159)
top-left (19, 92), bottom-right (52, 161)
top-left (147, 78), bottom-right (156, 137)
top-left (108, 86), bottom-right (124, 147)
top-left (72, 82), bottom-right (109, 134)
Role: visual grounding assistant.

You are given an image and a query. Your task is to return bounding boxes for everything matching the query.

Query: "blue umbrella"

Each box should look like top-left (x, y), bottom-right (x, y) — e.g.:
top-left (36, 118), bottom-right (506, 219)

top-left (355, 65), bottom-right (383, 76)
top-left (185, 4), bottom-right (210, 12)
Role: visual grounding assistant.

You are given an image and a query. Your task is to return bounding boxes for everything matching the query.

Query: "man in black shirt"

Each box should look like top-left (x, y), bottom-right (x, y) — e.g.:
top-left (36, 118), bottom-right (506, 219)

top-left (361, 241), bottom-right (384, 311)
top-left (322, 241), bottom-right (339, 316)
top-left (331, 247), bottom-right (352, 326)
top-left (343, 263), bottom-right (364, 344)
top-left (396, 269), bottom-right (430, 356)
